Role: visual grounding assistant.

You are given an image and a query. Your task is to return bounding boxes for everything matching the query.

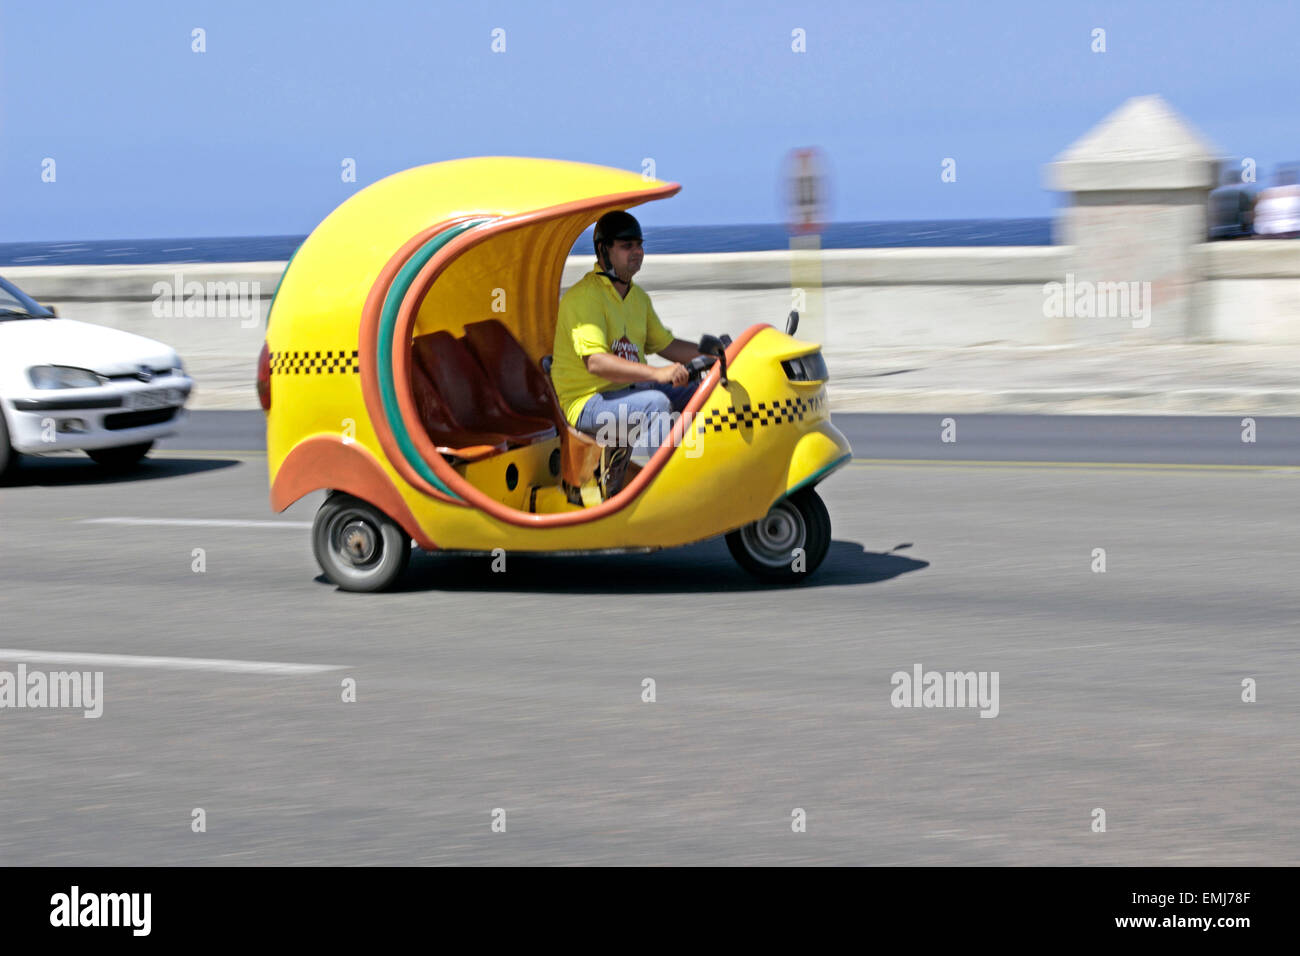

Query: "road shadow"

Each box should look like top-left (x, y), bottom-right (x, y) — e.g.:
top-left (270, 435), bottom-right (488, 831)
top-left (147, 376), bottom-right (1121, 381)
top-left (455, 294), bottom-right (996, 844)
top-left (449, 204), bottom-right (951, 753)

top-left (2, 455), bottom-right (241, 487)
top-left (319, 538), bottom-right (929, 594)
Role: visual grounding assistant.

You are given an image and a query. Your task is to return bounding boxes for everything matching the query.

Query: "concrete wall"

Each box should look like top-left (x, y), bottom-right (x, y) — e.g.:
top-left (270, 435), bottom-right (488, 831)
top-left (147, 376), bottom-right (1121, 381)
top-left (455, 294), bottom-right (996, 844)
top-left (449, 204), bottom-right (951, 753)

top-left (624, 247), bottom-right (1071, 348)
top-left (0, 248), bottom-right (1078, 411)
top-left (5, 240), bottom-right (1299, 409)
top-left (1197, 241), bottom-right (1300, 343)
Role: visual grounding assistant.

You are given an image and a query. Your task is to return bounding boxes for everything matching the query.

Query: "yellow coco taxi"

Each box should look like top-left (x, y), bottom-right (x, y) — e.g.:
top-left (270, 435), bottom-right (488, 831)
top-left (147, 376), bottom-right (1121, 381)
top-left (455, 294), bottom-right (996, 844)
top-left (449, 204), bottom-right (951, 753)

top-left (259, 157), bottom-right (852, 591)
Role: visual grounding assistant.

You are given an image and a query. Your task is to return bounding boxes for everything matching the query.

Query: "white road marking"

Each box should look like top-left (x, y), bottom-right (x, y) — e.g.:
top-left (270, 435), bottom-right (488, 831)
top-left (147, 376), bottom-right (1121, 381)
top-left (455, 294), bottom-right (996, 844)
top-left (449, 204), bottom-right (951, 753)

top-left (81, 518), bottom-right (311, 529)
top-left (0, 649), bottom-right (344, 675)
top-left (995, 643), bottom-right (1115, 654)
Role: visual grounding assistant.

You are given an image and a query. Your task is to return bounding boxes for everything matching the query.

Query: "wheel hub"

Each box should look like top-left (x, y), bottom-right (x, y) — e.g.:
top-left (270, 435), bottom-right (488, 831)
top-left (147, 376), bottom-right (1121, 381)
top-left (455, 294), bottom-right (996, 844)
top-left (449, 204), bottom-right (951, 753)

top-left (740, 500), bottom-right (806, 568)
top-left (338, 518), bottom-right (378, 565)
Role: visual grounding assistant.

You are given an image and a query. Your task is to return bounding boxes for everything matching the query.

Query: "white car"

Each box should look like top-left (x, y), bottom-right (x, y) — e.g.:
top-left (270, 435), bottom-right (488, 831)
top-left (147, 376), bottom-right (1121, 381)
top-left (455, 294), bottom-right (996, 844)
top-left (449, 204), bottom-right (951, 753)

top-left (1254, 184), bottom-right (1300, 237)
top-left (0, 273), bottom-right (193, 478)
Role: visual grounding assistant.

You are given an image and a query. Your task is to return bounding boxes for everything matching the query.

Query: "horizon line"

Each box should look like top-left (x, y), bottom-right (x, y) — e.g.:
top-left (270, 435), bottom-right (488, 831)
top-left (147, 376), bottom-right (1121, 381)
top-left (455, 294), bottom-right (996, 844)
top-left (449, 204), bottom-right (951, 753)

top-left (0, 216), bottom-right (1056, 247)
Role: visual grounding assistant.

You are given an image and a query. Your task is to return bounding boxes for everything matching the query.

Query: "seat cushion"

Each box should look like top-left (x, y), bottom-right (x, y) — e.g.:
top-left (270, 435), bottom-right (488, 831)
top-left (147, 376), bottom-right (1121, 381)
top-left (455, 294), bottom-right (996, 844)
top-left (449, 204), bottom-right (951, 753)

top-left (463, 319), bottom-right (564, 425)
top-left (462, 322), bottom-right (599, 484)
top-left (410, 362), bottom-right (509, 461)
top-left (412, 331), bottom-right (556, 446)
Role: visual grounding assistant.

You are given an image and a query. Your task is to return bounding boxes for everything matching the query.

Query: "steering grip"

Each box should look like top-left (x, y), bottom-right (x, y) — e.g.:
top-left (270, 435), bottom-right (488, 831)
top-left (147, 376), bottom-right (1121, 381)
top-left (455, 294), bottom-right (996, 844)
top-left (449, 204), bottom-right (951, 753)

top-left (686, 355), bottom-right (718, 382)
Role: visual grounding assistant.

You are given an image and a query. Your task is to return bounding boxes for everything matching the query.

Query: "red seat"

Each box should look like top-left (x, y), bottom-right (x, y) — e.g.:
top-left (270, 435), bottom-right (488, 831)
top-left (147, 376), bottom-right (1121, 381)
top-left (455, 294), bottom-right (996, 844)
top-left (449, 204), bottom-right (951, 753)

top-left (462, 320), bottom-right (602, 488)
top-left (410, 362), bottom-right (509, 462)
top-left (462, 320), bottom-right (565, 425)
top-left (412, 331), bottom-right (556, 446)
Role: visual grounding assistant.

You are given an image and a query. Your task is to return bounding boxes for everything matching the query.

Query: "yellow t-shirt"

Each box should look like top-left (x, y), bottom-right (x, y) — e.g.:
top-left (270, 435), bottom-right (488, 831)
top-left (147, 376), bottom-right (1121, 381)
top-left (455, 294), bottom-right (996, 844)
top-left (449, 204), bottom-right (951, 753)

top-left (550, 262), bottom-right (675, 426)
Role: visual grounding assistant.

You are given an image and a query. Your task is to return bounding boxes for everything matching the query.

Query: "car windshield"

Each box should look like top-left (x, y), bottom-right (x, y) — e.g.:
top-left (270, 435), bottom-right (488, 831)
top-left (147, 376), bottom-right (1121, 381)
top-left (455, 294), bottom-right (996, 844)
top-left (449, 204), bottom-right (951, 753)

top-left (0, 275), bottom-right (55, 319)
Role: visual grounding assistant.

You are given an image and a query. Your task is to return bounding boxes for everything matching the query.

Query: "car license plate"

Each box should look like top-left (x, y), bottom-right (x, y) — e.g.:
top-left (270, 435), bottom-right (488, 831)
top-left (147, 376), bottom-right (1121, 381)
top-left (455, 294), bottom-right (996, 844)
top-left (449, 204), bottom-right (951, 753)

top-left (124, 388), bottom-right (181, 410)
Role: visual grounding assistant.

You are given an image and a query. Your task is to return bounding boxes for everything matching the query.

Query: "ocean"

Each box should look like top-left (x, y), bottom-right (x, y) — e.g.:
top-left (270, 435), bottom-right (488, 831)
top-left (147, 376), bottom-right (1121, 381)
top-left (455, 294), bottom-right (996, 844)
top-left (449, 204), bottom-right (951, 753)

top-left (0, 218), bottom-right (1052, 267)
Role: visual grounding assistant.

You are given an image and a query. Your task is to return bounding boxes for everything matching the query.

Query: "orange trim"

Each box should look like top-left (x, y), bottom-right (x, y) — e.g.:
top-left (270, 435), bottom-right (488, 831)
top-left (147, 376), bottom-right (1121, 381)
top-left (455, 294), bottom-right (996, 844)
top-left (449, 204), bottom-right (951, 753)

top-left (435, 442), bottom-right (507, 462)
top-left (358, 216), bottom-right (482, 506)
top-left (271, 435), bottom-right (436, 549)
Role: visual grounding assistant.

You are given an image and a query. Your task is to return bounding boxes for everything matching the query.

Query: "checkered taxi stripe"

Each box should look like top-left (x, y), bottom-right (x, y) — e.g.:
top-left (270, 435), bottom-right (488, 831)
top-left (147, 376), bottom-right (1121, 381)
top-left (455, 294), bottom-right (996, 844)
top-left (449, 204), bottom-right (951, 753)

top-left (696, 394), bottom-right (826, 433)
top-left (268, 350), bottom-right (360, 374)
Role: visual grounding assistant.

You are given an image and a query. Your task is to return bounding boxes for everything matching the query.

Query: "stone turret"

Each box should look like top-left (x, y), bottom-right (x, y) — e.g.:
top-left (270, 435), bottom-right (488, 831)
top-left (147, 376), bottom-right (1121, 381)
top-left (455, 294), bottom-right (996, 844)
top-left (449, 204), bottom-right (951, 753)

top-left (1045, 95), bottom-right (1221, 340)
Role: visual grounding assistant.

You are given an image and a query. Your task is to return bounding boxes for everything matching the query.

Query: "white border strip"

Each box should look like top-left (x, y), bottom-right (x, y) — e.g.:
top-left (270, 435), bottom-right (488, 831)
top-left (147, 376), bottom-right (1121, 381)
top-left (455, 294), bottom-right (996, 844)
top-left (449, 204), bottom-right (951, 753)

top-left (0, 649), bottom-right (344, 675)
top-left (81, 518), bottom-right (311, 529)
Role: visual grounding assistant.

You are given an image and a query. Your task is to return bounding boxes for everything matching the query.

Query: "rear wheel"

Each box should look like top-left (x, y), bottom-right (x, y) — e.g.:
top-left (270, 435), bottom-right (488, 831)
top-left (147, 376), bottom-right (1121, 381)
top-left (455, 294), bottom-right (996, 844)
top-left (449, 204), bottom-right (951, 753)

top-left (87, 441), bottom-right (154, 470)
top-left (312, 493), bottom-right (411, 592)
top-left (726, 487), bottom-right (831, 584)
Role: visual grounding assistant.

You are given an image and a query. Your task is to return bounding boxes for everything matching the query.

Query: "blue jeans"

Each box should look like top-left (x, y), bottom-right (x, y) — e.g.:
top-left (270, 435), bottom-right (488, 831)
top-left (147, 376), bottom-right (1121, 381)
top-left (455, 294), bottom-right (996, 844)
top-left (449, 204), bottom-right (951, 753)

top-left (575, 381), bottom-right (699, 450)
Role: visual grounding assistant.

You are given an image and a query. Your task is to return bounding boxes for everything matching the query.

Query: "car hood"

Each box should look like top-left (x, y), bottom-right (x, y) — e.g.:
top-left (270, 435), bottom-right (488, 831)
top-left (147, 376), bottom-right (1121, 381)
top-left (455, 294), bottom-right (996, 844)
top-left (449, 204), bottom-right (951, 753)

top-left (0, 318), bottom-right (180, 376)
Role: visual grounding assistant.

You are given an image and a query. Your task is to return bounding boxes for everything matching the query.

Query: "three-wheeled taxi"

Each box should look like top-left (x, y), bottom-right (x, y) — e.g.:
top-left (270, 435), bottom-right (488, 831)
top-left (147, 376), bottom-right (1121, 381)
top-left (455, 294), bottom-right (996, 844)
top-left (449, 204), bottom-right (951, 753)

top-left (259, 157), bottom-right (852, 591)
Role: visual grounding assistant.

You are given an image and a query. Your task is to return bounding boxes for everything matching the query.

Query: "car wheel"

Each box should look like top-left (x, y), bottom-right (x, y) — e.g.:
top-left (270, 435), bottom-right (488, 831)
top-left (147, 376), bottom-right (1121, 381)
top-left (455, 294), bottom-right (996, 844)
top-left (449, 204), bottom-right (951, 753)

top-left (312, 493), bottom-right (412, 592)
top-left (87, 441), bottom-right (154, 470)
top-left (0, 411), bottom-right (19, 482)
top-left (726, 487), bottom-right (831, 584)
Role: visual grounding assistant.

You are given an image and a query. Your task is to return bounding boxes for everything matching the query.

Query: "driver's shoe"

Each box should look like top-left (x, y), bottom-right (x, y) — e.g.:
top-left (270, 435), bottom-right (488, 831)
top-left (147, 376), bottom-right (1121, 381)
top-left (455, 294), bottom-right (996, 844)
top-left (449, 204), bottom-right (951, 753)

top-left (563, 482), bottom-right (584, 507)
top-left (563, 481), bottom-right (602, 507)
top-left (598, 445), bottom-right (633, 500)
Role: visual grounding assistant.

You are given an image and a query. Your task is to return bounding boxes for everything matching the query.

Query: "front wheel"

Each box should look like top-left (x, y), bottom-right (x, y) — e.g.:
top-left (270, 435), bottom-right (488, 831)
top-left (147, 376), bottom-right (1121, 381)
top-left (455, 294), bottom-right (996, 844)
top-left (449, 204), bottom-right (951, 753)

top-left (87, 441), bottom-right (154, 470)
top-left (312, 493), bottom-right (412, 592)
top-left (726, 488), bottom-right (831, 584)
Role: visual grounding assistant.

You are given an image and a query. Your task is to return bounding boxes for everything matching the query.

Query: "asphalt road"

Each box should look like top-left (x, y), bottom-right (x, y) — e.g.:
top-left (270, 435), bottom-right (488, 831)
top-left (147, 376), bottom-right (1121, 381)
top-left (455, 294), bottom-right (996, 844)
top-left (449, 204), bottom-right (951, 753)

top-left (0, 412), bottom-right (1297, 865)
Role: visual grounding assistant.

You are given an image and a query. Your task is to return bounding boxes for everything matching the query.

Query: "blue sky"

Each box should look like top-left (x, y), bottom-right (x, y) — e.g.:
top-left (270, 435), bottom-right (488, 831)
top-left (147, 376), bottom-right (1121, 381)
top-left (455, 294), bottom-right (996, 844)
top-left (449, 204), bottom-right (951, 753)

top-left (1, 0), bottom-right (1296, 241)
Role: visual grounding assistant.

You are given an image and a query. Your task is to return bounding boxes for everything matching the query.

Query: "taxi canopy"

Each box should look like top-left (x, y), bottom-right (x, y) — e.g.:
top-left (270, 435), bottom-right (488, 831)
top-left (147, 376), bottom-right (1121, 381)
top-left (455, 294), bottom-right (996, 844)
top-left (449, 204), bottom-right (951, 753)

top-left (272, 156), bottom-right (680, 360)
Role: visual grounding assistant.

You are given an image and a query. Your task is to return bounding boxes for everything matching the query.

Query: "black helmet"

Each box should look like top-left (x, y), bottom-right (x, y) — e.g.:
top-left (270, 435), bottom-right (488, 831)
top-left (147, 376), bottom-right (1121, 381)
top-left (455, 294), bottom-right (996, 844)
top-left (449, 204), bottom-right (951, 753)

top-left (593, 210), bottom-right (642, 263)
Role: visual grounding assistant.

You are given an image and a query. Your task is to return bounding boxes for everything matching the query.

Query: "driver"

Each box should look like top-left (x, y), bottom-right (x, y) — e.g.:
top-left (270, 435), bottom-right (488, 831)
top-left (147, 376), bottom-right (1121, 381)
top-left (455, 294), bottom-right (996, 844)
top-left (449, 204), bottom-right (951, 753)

top-left (550, 210), bottom-right (704, 497)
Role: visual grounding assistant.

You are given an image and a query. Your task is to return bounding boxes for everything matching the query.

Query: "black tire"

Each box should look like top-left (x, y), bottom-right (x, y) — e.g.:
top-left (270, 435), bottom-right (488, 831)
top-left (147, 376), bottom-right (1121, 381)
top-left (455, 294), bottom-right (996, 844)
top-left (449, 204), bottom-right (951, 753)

top-left (312, 493), bottom-right (411, 592)
top-left (0, 410), bottom-right (18, 483)
top-left (87, 441), bottom-right (154, 470)
top-left (725, 487), bottom-right (831, 584)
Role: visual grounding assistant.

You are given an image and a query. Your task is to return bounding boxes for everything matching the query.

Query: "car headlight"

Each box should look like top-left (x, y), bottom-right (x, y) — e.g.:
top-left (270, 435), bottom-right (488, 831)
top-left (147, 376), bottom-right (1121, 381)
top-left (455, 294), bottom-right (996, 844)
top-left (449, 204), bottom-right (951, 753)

top-left (781, 351), bottom-right (829, 382)
top-left (28, 365), bottom-right (104, 389)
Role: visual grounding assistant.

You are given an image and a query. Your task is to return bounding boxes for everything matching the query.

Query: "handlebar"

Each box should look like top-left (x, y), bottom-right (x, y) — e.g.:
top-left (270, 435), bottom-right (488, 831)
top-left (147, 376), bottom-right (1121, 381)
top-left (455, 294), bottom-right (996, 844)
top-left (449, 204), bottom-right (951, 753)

top-left (686, 355), bottom-right (717, 382)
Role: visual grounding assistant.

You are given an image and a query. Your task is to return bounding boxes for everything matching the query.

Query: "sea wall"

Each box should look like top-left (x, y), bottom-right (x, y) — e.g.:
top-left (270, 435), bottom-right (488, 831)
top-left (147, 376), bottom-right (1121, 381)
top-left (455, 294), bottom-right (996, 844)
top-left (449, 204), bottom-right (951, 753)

top-left (4, 241), bottom-right (1299, 410)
